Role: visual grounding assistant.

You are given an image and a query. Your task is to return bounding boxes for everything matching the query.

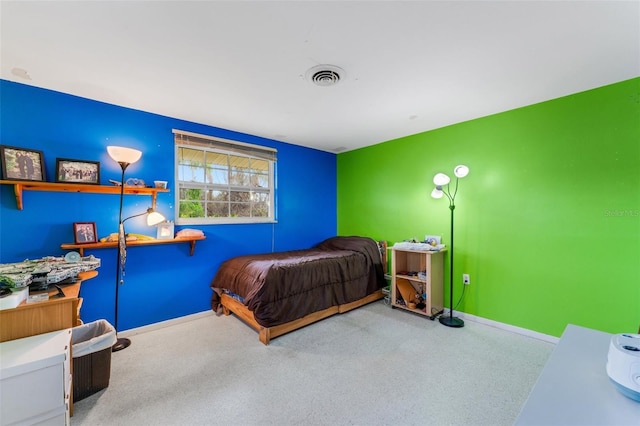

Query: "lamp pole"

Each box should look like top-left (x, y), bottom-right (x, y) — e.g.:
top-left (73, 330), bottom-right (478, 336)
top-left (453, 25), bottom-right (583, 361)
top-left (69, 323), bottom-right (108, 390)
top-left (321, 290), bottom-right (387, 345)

top-left (440, 199), bottom-right (463, 327)
top-left (432, 165), bottom-right (468, 328)
top-left (107, 146), bottom-right (142, 352)
top-left (113, 161), bottom-right (131, 351)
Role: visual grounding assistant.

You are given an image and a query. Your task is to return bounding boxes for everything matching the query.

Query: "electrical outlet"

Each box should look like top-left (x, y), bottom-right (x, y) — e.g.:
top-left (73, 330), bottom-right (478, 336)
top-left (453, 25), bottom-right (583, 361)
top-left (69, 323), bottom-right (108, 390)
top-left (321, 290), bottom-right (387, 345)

top-left (463, 274), bottom-right (470, 285)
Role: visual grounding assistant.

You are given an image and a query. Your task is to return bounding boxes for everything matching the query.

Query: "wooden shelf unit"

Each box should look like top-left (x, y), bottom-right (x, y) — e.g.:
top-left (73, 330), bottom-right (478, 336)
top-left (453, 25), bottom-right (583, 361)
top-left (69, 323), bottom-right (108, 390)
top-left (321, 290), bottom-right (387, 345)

top-left (391, 248), bottom-right (445, 319)
top-left (61, 236), bottom-right (206, 256)
top-left (0, 180), bottom-right (169, 210)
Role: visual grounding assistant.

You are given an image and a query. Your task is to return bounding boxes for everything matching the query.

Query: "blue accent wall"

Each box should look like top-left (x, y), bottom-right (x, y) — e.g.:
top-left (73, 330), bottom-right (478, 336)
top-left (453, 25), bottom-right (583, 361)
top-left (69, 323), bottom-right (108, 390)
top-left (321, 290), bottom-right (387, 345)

top-left (0, 80), bottom-right (337, 331)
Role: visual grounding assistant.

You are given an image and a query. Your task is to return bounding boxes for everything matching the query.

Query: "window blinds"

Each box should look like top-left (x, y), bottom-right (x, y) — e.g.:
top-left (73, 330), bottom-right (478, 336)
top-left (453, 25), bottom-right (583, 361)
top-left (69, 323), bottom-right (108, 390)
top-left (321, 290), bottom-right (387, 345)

top-left (173, 129), bottom-right (277, 161)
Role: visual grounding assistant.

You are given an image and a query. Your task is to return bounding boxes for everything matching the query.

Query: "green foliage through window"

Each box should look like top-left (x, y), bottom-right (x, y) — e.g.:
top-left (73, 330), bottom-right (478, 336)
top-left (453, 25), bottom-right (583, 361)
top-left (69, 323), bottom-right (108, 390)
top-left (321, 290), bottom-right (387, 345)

top-left (174, 130), bottom-right (276, 224)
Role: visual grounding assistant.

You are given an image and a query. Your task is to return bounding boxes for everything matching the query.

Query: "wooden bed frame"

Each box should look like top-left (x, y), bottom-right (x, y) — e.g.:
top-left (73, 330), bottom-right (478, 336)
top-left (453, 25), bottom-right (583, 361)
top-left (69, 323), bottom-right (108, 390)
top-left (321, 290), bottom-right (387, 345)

top-left (219, 240), bottom-right (388, 345)
top-left (220, 290), bottom-right (384, 345)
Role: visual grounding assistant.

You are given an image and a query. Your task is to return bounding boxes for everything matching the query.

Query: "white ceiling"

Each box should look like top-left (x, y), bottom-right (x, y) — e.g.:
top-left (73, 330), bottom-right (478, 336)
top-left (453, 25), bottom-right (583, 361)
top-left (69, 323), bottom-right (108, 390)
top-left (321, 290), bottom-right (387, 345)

top-left (1, 1), bottom-right (639, 153)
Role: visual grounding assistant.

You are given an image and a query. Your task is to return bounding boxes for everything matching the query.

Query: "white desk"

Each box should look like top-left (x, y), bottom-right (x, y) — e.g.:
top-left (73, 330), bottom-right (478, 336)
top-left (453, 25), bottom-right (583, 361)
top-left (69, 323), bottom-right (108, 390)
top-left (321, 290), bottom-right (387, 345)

top-left (516, 324), bottom-right (640, 425)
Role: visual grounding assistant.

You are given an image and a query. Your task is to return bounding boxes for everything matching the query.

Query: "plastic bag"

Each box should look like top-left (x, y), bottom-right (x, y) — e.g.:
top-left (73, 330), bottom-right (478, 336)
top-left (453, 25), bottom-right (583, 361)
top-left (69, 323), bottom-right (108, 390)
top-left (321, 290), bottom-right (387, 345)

top-left (72, 319), bottom-right (117, 357)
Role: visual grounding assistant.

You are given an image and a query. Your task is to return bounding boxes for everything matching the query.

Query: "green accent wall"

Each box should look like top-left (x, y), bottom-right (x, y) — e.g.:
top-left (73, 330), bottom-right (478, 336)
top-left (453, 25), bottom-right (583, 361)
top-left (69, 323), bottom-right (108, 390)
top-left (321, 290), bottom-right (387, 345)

top-left (337, 77), bottom-right (640, 337)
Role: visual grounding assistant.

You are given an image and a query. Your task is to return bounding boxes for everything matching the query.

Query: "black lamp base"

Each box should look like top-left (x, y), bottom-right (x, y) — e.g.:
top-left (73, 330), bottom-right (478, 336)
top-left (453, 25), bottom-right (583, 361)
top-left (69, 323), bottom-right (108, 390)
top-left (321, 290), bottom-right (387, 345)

top-left (112, 337), bottom-right (131, 352)
top-left (439, 315), bottom-right (464, 328)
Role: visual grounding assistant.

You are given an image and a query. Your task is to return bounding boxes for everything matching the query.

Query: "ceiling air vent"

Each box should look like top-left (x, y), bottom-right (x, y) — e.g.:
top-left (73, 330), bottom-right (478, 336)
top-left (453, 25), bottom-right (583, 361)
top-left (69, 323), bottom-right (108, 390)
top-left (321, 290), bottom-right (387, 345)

top-left (306, 65), bottom-right (345, 87)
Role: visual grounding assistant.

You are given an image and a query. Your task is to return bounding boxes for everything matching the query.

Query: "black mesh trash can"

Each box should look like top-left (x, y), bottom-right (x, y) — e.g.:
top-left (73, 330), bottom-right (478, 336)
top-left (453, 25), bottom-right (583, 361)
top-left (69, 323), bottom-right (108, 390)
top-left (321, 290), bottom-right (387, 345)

top-left (72, 319), bottom-right (117, 402)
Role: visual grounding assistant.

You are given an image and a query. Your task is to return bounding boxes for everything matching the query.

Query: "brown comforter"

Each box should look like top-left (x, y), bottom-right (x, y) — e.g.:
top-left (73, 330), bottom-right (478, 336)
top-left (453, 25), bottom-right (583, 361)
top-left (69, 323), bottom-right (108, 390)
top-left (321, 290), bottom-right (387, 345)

top-left (210, 236), bottom-right (385, 328)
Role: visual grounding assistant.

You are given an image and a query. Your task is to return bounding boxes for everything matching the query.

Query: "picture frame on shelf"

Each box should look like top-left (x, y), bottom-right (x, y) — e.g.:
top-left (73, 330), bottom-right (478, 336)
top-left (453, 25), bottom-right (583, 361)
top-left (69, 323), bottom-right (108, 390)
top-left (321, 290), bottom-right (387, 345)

top-left (156, 221), bottom-right (174, 240)
top-left (0, 145), bottom-right (46, 181)
top-left (73, 222), bottom-right (98, 244)
top-left (55, 158), bottom-right (100, 184)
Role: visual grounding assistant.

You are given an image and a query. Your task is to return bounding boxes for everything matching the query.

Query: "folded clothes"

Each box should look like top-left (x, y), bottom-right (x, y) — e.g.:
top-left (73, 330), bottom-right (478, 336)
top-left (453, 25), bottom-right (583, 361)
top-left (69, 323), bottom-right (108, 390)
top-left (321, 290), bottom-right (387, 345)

top-left (393, 242), bottom-right (445, 251)
top-left (175, 228), bottom-right (204, 238)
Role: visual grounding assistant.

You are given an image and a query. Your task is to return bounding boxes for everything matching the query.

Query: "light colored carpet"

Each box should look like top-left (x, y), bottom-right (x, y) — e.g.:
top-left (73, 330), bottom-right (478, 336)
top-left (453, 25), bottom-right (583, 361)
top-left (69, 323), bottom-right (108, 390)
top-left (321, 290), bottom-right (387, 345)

top-left (71, 301), bottom-right (554, 425)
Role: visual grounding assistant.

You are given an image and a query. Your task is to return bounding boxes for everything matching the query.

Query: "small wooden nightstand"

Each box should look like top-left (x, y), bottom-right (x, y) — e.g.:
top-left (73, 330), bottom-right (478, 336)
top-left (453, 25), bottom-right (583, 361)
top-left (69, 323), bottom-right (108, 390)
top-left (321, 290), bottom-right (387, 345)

top-left (391, 247), bottom-right (445, 320)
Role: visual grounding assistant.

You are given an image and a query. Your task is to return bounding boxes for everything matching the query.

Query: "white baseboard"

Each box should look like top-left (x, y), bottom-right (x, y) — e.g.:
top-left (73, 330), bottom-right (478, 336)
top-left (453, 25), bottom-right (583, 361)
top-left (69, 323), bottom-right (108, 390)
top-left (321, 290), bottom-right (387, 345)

top-left (118, 310), bottom-right (215, 337)
top-left (444, 309), bottom-right (560, 344)
top-left (119, 307), bottom-right (560, 345)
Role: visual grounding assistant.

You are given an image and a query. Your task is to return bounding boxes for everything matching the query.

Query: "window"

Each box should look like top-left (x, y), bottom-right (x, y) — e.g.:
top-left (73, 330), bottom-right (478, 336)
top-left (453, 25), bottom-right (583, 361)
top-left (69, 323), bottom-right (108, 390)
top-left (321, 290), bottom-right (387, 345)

top-left (174, 129), bottom-right (277, 225)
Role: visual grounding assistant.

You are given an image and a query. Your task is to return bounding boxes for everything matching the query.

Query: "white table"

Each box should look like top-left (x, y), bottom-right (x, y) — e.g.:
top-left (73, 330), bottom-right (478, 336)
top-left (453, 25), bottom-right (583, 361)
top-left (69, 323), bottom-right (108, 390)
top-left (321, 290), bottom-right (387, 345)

top-left (516, 324), bottom-right (640, 425)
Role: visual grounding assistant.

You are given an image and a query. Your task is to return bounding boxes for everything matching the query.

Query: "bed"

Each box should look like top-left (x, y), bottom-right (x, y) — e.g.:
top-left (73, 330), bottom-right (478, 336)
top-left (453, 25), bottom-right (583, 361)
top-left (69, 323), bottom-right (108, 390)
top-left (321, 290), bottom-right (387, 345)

top-left (210, 236), bottom-right (387, 344)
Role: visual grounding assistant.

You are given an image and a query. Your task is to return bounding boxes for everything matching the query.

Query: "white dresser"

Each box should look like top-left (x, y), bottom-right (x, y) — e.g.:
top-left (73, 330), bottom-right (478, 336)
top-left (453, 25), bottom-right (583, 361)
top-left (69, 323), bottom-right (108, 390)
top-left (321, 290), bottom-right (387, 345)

top-left (0, 329), bottom-right (72, 426)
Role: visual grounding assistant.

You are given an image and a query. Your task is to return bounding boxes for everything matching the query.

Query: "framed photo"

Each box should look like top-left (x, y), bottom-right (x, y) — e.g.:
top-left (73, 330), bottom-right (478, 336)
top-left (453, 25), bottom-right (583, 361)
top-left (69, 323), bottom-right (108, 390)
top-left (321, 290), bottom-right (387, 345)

top-left (73, 222), bottom-right (98, 244)
top-left (0, 145), bottom-right (46, 181)
top-left (156, 221), bottom-right (174, 240)
top-left (56, 158), bottom-right (100, 184)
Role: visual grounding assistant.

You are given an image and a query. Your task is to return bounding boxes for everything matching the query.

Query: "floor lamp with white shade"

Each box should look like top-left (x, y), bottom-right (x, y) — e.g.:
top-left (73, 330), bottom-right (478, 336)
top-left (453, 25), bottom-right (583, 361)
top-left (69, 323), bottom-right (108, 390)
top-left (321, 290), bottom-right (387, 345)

top-left (431, 164), bottom-right (469, 328)
top-left (107, 146), bottom-right (165, 351)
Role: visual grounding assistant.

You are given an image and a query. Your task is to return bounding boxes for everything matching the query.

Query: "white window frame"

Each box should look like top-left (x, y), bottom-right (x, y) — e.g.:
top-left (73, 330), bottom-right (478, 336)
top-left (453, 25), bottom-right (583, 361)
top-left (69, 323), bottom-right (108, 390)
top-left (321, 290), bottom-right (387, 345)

top-left (173, 129), bottom-right (277, 225)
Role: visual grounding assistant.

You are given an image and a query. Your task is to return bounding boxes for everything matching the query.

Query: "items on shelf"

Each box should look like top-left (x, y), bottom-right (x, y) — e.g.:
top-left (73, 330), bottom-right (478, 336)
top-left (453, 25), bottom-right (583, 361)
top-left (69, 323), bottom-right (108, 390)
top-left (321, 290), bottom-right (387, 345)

top-left (100, 232), bottom-right (157, 242)
top-left (156, 221), bottom-right (174, 240)
top-left (393, 240), bottom-right (445, 251)
top-left (60, 234), bottom-right (206, 257)
top-left (125, 177), bottom-right (146, 187)
top-left (0, 255), bottom-right (100, 288)
top-left (176, 228), bottom-right (205, 238)
top-left (0, 287), bottom-right (28, 310)
top-left (0, 180), bottom-right (168, 210)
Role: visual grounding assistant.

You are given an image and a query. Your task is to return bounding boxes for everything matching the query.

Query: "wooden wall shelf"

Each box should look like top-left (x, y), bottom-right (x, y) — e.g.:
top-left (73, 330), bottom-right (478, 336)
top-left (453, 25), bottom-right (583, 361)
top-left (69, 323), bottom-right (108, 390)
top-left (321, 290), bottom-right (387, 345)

top-left (0, 180), bottom-right (169, 210)
top-left (60, 236), bottom-right (206, 256)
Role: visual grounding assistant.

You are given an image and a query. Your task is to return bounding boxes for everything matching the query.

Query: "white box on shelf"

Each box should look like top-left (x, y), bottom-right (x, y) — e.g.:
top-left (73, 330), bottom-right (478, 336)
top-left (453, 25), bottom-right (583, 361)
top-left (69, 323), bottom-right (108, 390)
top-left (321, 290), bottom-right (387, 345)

top-left (0, 287), bottom-right (28, 310)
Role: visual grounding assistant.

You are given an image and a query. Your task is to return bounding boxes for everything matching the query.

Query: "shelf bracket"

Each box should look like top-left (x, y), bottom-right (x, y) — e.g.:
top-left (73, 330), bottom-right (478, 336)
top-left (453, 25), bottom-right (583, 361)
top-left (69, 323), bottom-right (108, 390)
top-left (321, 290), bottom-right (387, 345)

top-left (14, 183), bottom-right (24, 210)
